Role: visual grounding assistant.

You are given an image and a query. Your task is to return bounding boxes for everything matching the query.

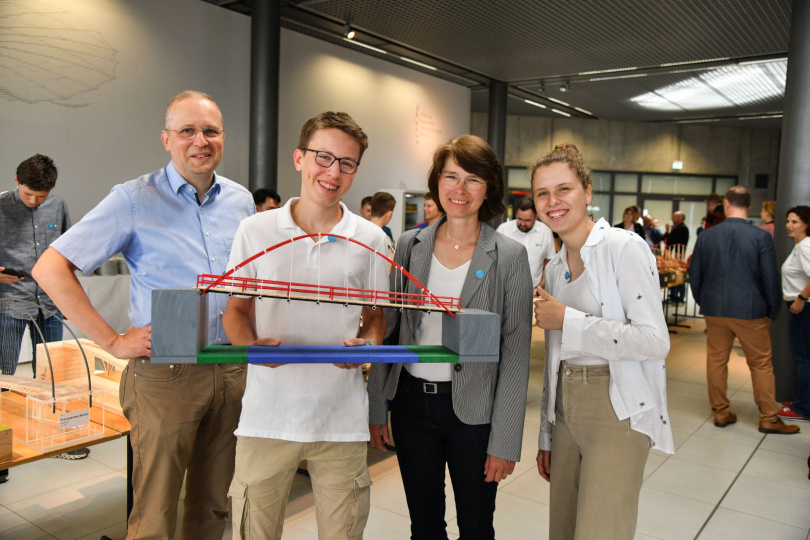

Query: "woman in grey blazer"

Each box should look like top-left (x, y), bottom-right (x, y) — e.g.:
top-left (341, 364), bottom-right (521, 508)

top-left (367, 135), bottom-right (532, 540)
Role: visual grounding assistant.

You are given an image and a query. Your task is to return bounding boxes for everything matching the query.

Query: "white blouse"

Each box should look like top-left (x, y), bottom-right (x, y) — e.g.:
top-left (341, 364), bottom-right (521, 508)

top-left (782, 237), bottom-right (810, 301)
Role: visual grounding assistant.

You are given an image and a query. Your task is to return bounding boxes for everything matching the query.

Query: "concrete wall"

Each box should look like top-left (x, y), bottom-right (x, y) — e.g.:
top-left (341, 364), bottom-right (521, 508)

top-left (471, 113), bottom-right (781, 212)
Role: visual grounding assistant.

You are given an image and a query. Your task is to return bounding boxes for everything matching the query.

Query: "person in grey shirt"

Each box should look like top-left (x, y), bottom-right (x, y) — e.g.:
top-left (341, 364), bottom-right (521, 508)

top-left (0, 154), bottom-right (71, 378)
top-left (0, 154), bottom-right (85, 482)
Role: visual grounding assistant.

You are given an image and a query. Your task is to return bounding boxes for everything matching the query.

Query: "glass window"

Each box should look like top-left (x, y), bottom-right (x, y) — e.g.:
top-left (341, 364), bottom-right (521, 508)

top-left (588, 193), bottom-right (610, 222)
top-left (715, 177), bottom-right (737, 194)
top-left (641, 175), bottom-right (713, 196)
top-left (612, 194), bottom-right (638, 225)
top-left (592, 171), bottom-right (611, 192)
top-left (507, 167), bottom-right (531, 189)
top-left (615, 173), bottom-right (638, 192)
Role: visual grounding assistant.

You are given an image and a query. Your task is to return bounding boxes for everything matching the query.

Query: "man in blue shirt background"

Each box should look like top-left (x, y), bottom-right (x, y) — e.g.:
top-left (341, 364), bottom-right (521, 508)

top-left (34, 90), bottom-right (255, 540)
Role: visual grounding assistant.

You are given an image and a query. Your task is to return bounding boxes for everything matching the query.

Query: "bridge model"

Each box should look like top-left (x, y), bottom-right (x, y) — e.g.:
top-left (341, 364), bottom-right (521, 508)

top-left (150, 233), bottom-right (500, 365)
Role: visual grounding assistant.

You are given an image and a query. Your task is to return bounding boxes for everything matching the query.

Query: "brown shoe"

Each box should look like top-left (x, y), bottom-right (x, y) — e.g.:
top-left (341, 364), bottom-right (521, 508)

top-left (714, 412), bottom-right (737, 428)
top-left (759, 418), bottom-right (800, 434)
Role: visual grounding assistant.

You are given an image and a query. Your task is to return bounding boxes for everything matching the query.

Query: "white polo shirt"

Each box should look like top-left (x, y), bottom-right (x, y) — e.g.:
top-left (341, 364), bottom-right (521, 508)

top-left (227, 198), bottom-right (389, 442)
top-left (496, 219), bottom-right (556, 287)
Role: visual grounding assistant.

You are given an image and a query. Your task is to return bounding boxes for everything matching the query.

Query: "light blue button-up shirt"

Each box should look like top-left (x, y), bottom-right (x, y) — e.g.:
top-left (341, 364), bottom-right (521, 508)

top-left (51, 161), bottom-right (255, 344)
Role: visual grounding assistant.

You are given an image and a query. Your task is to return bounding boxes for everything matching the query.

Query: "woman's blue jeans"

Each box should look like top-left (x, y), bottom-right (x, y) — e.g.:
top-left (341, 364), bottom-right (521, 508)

top-left (787, 302), bottom-right (810, 418)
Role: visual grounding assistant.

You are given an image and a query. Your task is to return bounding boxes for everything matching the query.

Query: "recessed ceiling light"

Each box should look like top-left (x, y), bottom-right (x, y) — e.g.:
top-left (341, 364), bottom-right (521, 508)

top-left (524, 99), bottom-right (547, 109)
top-left (400, 57), bottom-right (437, 71)
top-left (551, 108), bottom-right (571, 117)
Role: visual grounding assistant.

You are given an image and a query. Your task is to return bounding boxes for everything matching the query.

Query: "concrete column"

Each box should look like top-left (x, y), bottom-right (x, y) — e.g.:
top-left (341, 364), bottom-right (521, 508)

top-left (248, 0), bottom-right (280, 192)
top-left (772, 0), bottom-right (810, 400)
top-left (487, 80), bottom-right (508, 166)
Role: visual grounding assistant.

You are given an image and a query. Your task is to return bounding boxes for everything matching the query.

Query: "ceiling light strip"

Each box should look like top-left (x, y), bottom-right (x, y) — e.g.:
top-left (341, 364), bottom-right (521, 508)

top-left (343, 38), bottom-right (387, 54)
top-left (399, 57), bottom-right (438, 71)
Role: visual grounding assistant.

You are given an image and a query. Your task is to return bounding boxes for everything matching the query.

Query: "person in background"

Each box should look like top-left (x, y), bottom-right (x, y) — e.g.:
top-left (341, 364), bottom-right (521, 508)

top-left (533, 143), bottom-right (673, 540)
top-left (778, 205), bottom-right (810, 423)
top-left (369, 191), bottom-right (397, 257)
top-left (664, 211), bottom-right (690, 304)
top-left (496, 194), bottom-right (557, 289)
top-left (704, 193), bottom-right (725, 229)
top-left (414, 191), bottom-right (443, 229)
top-left (760, 200), bottom-right (776, 237)
top-left (0, 154), bottom-right (85, 482)
top-left (33, 90), bottom-right (255, 539)
top-left (696, 216), bottom-right (707, 237)
top-left (614, 206), bottom-right (646, 239)
top-left (360, 195), bottom-right (373, 220)
top-left (368, 135), bottom-right (532, 540)
top-left (690, 186), bottom-right (798, 435)
top-left (642, 214), bottom-right (664, 248)
top-left (253, 188), bottom-right (281, 212)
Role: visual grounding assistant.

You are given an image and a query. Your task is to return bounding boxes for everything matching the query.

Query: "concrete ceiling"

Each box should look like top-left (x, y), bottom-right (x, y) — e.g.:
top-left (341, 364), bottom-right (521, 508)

top-left (201, 0), bottom-right (791, 129)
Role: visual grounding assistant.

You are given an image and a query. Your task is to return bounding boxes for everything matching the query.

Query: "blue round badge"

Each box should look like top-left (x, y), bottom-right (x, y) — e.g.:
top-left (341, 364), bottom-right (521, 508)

top-left (475, 269), bottom-right (485, 279)
top-left (565, 271), bottom-right (570, 280)
top-left (48, 224), bottom-right (54, 229)
top-left (327, 236), bottom-right (337, 242)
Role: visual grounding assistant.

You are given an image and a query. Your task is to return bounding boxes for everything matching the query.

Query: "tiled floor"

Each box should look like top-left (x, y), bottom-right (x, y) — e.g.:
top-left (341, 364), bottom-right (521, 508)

top-left (2, 316), bottom-right (809, 540)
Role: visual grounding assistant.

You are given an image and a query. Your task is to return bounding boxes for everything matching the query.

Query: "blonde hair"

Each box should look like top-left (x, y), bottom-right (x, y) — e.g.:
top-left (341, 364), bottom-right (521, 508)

top-left (528, 143), bottom-right (592, 190)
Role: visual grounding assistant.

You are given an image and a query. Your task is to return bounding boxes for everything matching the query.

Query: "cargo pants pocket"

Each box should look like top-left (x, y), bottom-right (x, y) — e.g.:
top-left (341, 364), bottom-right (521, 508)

top-left (229, 476), bottom-right (250, 539)
top-left (346, 469), bottom-right (372, 539)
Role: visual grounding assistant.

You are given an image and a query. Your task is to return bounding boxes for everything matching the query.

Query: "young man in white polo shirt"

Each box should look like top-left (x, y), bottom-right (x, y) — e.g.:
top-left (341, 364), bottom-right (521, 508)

top-left (496, 195), bottom-right (556, 289)
top-left (223, 112), bottom-right (388, 540)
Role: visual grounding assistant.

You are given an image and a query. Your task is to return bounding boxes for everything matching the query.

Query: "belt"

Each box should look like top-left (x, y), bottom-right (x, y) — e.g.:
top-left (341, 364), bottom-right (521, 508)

top-left (400, 368), bottom-right (452, 395)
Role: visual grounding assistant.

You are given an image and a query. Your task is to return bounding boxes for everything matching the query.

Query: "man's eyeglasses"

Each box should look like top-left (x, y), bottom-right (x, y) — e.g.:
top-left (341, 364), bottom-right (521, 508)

top-left (439, 172), bottom-right (486, 192)
top-left (165, 127), bottom-right (224, 140)
top-left (304, 148), bottom-right (359, 174)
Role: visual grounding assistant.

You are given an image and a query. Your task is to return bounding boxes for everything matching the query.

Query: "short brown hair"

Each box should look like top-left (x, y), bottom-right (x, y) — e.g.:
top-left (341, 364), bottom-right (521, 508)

top-left (705, 193), bottom-right (723, 205)
top-left (761, 200), bottom-right (776, 218)
top-left (515, 195), bottom-right (536, 214)
top-left (724, 186), bottom-right (750, 209)
top-left (16, 154), bottom-right (57, 191)
top-left (786, 205), bottom-right (810, 236)
top-left (528, 143), bottom-right (593, 191)
top-left (423, 192), bottom-right (433, 202)
top-left (297, 111), bottom-right (369, 160)
top-left (427, 135), bottom-right (505, 223)
top-left (370, 191), bottom-right (396, 217)
top-left (164, 90), bottom-right (220, 129)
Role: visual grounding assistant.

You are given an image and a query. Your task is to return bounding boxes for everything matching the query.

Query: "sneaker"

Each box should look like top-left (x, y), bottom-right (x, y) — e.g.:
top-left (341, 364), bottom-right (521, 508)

top-left (55, 448), bottom-right (90, 460)
top-left (759, 418), bottom-right (801, 434)
top-left (781, 401), bottom-right (793, 407)
top-left (778, 407), bottom-right (810, 422)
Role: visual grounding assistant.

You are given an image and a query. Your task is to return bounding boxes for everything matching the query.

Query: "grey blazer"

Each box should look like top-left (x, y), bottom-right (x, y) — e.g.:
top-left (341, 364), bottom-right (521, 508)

top-left (367, 218), bottom-right (533, 461)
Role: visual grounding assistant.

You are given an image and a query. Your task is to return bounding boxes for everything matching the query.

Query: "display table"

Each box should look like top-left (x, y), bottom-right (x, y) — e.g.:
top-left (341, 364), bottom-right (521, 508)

top-left (0, 389), bottom-right (130, 467)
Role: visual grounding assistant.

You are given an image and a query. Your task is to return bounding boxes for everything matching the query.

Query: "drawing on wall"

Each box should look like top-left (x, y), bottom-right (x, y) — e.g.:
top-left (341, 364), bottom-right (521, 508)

top-left (0, 0), bottom-right (118, 105)
top-left (413, 103), bottom-right (443, 146)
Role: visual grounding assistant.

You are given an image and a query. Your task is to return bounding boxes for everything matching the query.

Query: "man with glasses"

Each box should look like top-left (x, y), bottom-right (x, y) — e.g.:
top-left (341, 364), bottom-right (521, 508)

top-left (222, 111), bottom-right (387, 539)
top-left (33, 90), bottom-right (255, 540)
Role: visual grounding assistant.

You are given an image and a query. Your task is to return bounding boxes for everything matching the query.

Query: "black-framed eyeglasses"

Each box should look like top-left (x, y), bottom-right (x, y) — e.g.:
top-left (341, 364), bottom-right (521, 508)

top-left (165, 127), bottom-right (224, 140)
top-left (304, 148), bottom-right (360, 174)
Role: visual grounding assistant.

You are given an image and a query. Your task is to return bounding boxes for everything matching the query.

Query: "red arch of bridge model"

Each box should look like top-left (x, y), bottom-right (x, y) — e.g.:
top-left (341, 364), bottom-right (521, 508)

top-left (199, 233), bottom-right (456, 318)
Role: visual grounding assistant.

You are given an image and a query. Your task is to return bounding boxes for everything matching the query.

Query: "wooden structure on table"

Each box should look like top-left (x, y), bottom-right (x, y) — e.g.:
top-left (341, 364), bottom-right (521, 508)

top-left (35, 339), bottom-right (127, 416)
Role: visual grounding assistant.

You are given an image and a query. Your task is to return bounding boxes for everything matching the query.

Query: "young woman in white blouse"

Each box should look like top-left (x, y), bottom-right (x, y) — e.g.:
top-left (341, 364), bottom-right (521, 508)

top-left (779, 205), bottom-right (810, 422)
top-left (531, 144), bottom-right (674, 540)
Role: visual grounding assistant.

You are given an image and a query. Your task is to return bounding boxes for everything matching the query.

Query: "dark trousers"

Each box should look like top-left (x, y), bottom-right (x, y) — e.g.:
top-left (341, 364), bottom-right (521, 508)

top-left (788, 302), bottom-right (810, 418)
top-left (0, 310), bottom-right (63, 377)
top-left (390, 372), bottom-right (497, 540)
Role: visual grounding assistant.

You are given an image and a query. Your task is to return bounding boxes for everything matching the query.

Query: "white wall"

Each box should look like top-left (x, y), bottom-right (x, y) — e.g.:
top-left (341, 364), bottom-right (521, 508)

top-left (0, 0), bottom-right (251, 219)
top-left (277, 30), bottom-right (470, 212)
top-left (0, 0), bottom-right (471, 222)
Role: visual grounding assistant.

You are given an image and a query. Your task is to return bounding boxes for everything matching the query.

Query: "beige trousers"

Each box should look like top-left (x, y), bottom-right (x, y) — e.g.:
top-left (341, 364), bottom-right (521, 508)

top-left (229, 437), bottom-right (371, 540)
top-left (549, 363), bottom-right (650, 540)
top-left (120, 359), bottom-right (246, 540)
top-left (704, 316), bottom-right (779, 423)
